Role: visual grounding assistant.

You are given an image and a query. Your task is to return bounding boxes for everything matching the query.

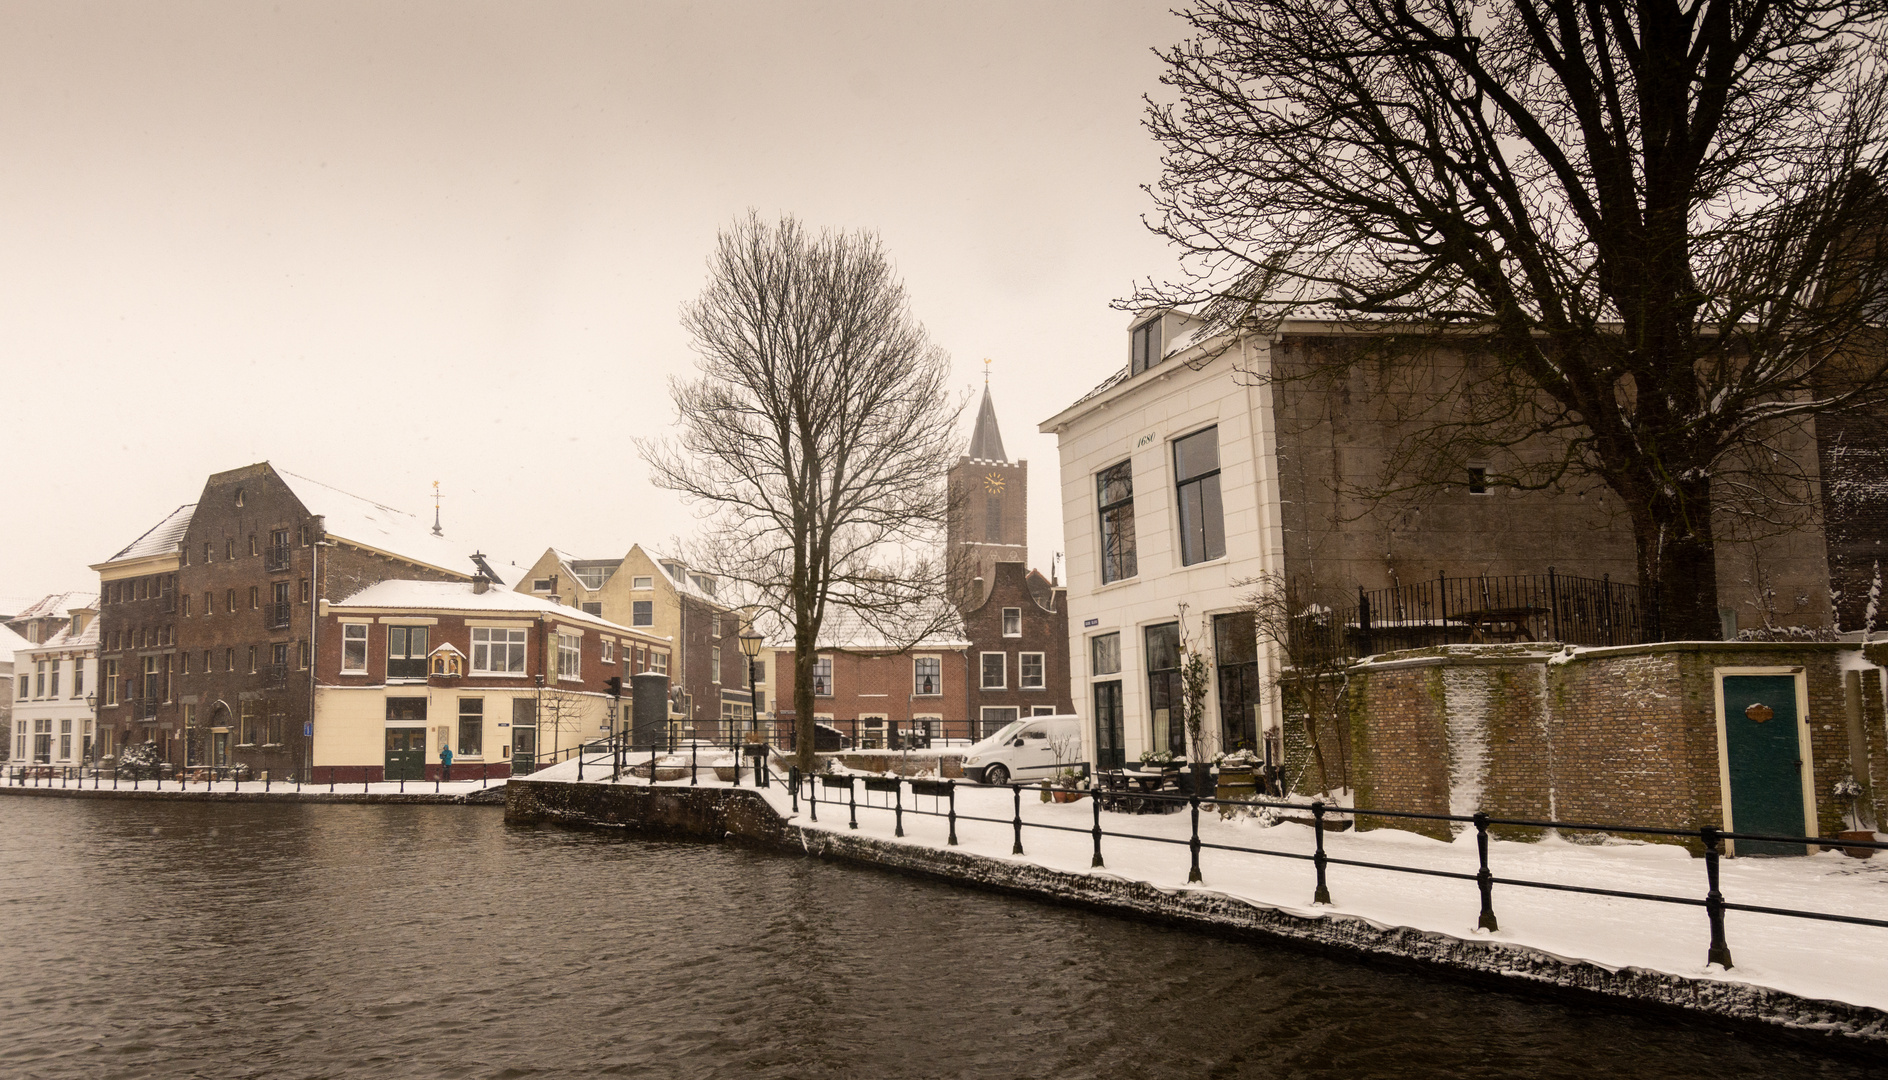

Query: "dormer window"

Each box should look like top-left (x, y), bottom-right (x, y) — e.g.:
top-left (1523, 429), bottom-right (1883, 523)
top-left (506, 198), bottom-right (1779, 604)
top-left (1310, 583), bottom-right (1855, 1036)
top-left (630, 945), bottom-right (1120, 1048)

top-left (1130, 316), bottom-right (1162, 375)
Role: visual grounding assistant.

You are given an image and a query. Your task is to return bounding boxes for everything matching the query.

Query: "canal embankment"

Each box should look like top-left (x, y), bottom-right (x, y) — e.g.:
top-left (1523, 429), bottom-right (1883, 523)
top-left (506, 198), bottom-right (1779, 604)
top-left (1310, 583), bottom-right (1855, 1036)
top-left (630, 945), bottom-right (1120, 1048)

top-left (505, 773), bottom-right (1888, 1051)
top-left (0, 776), bottom-right (508, 804)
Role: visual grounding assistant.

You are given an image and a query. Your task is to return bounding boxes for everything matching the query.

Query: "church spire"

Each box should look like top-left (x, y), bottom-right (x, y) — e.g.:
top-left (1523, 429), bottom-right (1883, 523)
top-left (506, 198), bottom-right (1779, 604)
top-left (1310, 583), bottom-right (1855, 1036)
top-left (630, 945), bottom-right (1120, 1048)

top-left (966, 362), bottom-right (1008, 463)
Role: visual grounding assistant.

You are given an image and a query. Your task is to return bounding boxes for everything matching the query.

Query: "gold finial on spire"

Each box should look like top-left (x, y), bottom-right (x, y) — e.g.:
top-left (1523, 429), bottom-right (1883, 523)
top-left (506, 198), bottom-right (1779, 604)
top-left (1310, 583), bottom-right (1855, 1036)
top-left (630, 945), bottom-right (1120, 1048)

top-left (983, 357), bottom-right (992, 385)
top-left (431, 481), bottom-right (443, 537)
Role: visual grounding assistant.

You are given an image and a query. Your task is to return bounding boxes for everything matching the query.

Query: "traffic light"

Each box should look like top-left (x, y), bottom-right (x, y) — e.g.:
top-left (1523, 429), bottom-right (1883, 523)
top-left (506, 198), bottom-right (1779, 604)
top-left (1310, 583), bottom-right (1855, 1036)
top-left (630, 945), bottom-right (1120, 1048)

top-left (606, 676), bottom-right (623, 698)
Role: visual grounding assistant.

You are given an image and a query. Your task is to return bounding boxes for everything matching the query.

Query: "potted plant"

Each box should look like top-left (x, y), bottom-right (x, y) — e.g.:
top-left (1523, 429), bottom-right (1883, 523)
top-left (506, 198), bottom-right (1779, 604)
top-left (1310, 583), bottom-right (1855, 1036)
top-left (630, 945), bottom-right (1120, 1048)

top-left (1137, 749), bottom-right (1176, 771)
top-left (1051, 768), bottom-right (1090, 803)
top-left (1175, 614), bottom-right (1214, 799)
top-left (1833, 777), bottom-right (1877, 859)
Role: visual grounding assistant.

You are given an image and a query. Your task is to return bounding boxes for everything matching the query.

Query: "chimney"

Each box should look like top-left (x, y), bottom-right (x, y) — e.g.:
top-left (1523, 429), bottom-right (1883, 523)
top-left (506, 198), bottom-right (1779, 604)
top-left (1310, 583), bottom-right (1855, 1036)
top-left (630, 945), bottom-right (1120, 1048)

top-left (472, 574), bottom-right (489, 595)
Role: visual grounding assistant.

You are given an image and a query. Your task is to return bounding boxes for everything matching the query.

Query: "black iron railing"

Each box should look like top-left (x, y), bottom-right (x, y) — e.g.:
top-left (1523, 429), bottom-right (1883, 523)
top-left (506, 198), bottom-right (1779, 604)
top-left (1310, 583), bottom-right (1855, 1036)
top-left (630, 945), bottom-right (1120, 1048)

top-left (268, 602), bottom-right (292, 629)
top-left (742, 772), bottom-right (1881, 972)
top-left (1289, 569), bottom-right (1658, 662)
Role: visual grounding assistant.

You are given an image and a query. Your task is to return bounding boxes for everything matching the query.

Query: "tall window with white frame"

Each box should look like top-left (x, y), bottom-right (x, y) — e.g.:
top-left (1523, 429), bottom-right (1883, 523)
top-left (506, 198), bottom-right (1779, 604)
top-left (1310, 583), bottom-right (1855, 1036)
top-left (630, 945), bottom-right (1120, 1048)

top-left (1174, 427), bottom-right (1225, 565)
top-left (1091, 632), bottom-right (1124, 770)
top-left (557, 633), bottom-right (581, 680)
top-left (1001, 607), bottom-right (1021, 637)
top-left (980, 652), bottom-right (1006, 690)
top-left (913, 656), bottom-right (941, 696)
top-left (1019, 652), bottom-right (1045, 690)
top-left (1097, 461), bottom-right (1137, 583)
top-left (812, 655), bottom-right (832, 697)
top-left (341, 624), bottom-right (368, 673)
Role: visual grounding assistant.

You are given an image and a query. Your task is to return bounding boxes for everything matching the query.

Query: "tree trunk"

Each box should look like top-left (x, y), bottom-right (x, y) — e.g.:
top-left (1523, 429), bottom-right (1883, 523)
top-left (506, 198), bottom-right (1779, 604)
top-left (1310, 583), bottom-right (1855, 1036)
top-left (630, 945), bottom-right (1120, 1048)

top-left (1632, 478), bottom-right (1722, 642)
top-left (794, 636), bottom-right (818, 774)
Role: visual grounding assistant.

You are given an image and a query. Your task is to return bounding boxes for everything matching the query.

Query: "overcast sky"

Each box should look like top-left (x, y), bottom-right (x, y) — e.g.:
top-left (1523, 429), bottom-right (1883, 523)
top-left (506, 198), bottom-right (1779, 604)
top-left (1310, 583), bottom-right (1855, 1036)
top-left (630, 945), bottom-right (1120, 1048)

top-left (1, 0), bottom-right (1186, 610)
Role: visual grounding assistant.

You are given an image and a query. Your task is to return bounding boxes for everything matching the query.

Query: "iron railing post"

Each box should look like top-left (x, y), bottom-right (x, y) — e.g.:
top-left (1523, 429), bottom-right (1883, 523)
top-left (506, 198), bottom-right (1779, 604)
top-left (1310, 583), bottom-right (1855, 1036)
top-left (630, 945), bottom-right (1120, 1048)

top-left (692, 741), bottom-right (699, 785)
top-left (789, 766), bottom-right (800, 813)
top-left (894, 779), bottom-right (904, 838)
top-left (1188, 796), bottom-right (1203, 883)
top-left (1547, 566), bottom-right (1561, 643)
top-left (1312, 800), bottom-right (1333, 904)
top-left (848, 777), bottom-right (858, 830)
top-left (1091, 789), bottom-right (1104, 867)
top-left (946, 780), bottom-right (958, 846)
top-left (1474, 811), bottom-right (1498, 931)
top-left (1703, 826), bottom-right (1734, 968)
top-left (1012, 783), bottom-right (1024, 855)
top-left (810, 772), bottom-right (818, 822)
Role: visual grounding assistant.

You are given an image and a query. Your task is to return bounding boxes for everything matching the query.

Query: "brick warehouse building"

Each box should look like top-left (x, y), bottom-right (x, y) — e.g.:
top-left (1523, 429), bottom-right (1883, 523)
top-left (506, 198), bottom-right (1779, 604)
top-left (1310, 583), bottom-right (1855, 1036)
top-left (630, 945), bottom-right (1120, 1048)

top-left (96, 462), bottom-right (504, 778)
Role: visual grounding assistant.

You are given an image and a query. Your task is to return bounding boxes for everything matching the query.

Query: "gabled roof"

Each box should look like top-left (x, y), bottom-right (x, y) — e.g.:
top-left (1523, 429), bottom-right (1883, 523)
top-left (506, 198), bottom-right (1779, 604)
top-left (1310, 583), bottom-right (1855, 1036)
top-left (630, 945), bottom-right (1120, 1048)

top-left (277, 469), bottom-right (479, 579)
top-left (966, 385), bottom-right (1008, 463)
top-left (763, 601), bottom-right (970, 652)
top-left (102, 504), bottom-right (196, 564)
top-left (13, 591), bottom-right (99, 620)
top-left (31, 615), bottom-right (99, 653)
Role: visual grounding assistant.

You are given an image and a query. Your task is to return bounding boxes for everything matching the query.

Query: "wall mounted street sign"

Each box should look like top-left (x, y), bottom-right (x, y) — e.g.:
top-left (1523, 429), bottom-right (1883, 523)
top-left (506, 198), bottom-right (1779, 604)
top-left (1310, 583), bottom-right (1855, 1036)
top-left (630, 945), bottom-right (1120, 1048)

top-left (1084, 618), bottom-right (1099, 627)
top-left (303, 722), bottom-right (313, 738)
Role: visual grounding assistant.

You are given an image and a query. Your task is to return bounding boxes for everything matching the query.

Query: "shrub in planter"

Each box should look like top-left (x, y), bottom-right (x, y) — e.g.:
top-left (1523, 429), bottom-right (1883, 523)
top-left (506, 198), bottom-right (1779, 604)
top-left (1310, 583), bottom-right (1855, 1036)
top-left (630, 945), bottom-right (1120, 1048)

top-left (118, 742), bottom-right (162, 780)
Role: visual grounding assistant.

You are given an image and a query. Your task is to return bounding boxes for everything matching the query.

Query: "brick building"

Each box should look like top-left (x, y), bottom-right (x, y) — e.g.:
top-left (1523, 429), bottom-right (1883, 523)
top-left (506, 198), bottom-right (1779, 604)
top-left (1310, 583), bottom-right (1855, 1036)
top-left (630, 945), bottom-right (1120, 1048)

top-left (769, 609), bottom-right (973, 748)
top-left (1042, 309), bottom-right (1866, 774)
top-left (513, 545), bottom-right (745, 742)
top-left (312, 578), bottom-right (669, 781)
top-left (91, 504), bottom-right (193, 766)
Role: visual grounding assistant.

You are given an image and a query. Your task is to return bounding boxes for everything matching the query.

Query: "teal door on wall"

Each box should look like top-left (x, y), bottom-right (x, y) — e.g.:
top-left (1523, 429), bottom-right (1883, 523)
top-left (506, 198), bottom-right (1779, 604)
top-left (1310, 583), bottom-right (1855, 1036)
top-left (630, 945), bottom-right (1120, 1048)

top-left (1721, 675), bottom-right (1807, 856)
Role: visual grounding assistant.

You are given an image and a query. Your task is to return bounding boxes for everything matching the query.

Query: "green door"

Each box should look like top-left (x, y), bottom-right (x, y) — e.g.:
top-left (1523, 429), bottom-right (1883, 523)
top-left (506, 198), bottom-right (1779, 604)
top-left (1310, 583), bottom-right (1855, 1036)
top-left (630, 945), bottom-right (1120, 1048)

top-left (1721, 675), bottom-right (1806, 856)
top-left (385, 728), bottom-right (426, 781)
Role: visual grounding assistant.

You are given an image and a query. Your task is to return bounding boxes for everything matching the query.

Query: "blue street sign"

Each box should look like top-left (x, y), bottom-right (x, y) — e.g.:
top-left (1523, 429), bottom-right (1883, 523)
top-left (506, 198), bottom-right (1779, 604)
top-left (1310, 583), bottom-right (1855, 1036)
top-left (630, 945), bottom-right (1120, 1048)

top-left (303, 722), bottom-right (313, 738)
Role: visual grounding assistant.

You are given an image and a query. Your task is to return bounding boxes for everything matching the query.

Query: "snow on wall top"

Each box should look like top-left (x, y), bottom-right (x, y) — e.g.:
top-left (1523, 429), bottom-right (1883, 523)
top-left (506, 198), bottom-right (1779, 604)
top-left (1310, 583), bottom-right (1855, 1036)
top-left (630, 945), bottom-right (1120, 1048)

top-left (23, 615), bottom-right (100, 655)
top-left (329, 579), bottom-right (669, 642)
top-left (102, 503), bottom-right (196, 564)
top-left (278, 469), bottom-right (476, 578)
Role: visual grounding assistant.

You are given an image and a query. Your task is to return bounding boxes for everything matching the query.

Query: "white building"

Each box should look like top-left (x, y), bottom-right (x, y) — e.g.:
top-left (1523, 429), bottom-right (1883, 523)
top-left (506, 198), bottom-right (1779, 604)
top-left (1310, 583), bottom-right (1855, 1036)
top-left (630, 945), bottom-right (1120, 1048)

top-left (10, 602), bottom-right (101, 767)
top-left (1039, 311), bottom-right (1284, 771)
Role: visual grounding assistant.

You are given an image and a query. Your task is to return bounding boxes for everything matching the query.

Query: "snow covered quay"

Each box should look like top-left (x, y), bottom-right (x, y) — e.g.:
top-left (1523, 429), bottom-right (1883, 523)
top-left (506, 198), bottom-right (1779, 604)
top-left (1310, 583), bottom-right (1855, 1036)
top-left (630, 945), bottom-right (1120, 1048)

top-left (507, 759), bottom-right (1888, 1050)
top-left (1, 768), bottom-right (508, 804)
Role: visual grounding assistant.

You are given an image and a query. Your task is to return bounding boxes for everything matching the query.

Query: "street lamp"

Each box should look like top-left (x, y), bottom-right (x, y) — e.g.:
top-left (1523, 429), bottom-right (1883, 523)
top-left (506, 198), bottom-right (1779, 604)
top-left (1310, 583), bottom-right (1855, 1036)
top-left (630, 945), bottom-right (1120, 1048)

top-left (738, 627), bottom-right (765, 785)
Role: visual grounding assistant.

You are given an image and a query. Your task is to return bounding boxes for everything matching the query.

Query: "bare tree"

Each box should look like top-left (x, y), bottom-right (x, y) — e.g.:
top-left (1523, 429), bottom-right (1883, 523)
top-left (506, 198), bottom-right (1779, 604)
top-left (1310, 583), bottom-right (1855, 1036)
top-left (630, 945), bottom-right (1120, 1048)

top-left (640, 213), bottom-right (964, 771)
top-left (1242, 573), bottom-right (1352, 797)
top-left (1141, 0), bottom-right (1888, 639)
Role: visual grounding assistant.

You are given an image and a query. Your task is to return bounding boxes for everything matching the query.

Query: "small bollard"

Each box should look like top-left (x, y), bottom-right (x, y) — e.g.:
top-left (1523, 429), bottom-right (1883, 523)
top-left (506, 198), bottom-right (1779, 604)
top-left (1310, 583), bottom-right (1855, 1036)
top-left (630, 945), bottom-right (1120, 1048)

top-left (1311, 801), bottom-right (1333, 905)
top-left (329, 771), bottom-right (335, 793)
top-left (692, 742), bottom-right (699, 786)
top-left (947, 780), bottom-right (958, 846)
top-left (894, 779), bottom-right (904, 838)
top-left (1474, 811), bottom-right (1498, 931)
top-left (848, 778), bottom-right (858, 830)
top-left (1012, 783), bottom-right (1024, 856)
top-left (1702, 826), bottom-right (1734, 969)
top-left (789, 767), bottom-right (800, 813)
top-left (1188, 796), bottom-right (1203, 883)
top-left (1092, 791), bottom-right (1104, 868)
top-left (810, 772), bottom-right (819, 822)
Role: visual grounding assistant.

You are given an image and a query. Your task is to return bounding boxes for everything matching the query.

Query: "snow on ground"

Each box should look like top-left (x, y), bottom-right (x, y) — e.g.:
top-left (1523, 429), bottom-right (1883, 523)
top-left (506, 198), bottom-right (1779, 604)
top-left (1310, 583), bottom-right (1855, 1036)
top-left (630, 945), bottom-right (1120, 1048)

top-left (522, 753), bottom-right (1888, 1012)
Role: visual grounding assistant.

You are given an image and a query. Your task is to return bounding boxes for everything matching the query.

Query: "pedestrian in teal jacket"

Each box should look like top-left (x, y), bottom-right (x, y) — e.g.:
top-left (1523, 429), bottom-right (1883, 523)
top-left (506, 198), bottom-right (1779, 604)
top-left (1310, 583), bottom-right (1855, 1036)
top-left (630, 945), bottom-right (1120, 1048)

top-left (439, 743), bottom-right (453, 782)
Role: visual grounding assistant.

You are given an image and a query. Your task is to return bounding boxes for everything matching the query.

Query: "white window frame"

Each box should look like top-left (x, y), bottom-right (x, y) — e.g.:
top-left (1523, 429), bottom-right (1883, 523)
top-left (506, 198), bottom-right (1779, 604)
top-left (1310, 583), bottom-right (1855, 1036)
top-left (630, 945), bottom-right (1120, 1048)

top-left (632, 600), bottom-right (654, 627)
top-left (602, 639), bottom-right (614, 663)
top-left (557, 632), bottom-right (582, 680)
top-left (980, 651), bottom-right (1006, 690)
top-left (913, 655), bottom-right (942, 696)
top-left (632, 575), bottom-right (654, 590)
top-left (470, 626), bottom-right (527, 675)
top-left (650, 650), bottom-right (669, 676)
top-left (1019, 652), bottom-right (1045, 690)
top-left (813, 655), bottom-right (833, 697)
top-left (711, 646), bottom-right (721, 684)
top-left (340, 623), bottom-right (369, 673)
top-left (1002, 607), bottom-right (1022, 637)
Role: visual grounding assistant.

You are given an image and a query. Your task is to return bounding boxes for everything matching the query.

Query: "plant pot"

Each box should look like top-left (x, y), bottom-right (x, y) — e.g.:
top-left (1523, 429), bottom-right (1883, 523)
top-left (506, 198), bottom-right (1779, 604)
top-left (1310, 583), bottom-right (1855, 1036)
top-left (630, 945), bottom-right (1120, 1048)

top-left (1835, 830), bottom-right (1879, 859)
top-left (1052, 790), bottom-right (1087, 804)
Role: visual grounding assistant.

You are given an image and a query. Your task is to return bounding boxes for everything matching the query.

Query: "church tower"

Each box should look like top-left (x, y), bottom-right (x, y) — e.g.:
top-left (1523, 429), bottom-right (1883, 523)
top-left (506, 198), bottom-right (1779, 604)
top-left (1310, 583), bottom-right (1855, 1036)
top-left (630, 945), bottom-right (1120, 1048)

top-left (948, 372), bottom-right (1028, 602)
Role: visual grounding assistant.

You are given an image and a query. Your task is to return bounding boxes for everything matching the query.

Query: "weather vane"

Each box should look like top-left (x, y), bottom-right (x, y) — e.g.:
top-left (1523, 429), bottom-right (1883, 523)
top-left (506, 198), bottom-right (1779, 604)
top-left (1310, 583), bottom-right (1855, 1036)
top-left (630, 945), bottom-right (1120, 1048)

top-left (431, 480), bottom-right (443, 537)
top-left (983, 357), bottom-right (992, 385)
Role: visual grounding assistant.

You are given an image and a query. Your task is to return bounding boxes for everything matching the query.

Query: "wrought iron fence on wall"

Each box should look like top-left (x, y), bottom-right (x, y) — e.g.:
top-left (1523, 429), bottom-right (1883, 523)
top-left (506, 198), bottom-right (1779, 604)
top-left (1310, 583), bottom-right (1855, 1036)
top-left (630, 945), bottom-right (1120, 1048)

top-left (1289, 569), bottom-right (1658, 662)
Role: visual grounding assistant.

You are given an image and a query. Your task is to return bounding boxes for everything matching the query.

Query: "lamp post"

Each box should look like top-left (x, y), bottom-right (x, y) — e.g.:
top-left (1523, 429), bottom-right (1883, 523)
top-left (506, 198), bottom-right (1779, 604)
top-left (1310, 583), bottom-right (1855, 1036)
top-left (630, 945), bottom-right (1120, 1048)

top-left (739, 627), bottom-right (765, 786)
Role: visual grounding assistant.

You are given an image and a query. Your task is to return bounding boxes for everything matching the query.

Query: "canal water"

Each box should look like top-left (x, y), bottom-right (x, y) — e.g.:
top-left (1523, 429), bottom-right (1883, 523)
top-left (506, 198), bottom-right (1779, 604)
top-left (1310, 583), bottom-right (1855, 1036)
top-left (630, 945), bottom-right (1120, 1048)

top-left (0, 799), bottom-right (1873, 1079)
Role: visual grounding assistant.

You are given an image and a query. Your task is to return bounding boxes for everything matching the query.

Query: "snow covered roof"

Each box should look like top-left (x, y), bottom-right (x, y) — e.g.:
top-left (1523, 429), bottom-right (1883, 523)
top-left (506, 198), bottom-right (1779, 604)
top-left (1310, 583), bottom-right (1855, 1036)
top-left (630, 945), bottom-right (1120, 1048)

top-left (278, 469), bottom-right (482, 579)
top-left (12, 591), bottom-right (99, 621)
top-left (646, 550), bottom-right (731, 608)
top-left (328, 579), bottom-right (670, 641)
top-left (102, 504), bottom-right (196, 564)
top-left (29, 615), bottom-right (99, 654)
top-left (0, 624), bottom-right (31, 664)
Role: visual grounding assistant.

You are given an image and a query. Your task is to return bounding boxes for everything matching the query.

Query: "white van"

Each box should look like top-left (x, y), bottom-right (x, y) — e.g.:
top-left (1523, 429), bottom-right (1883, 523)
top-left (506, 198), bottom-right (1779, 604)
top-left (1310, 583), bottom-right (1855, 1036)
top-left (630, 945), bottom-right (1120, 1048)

top-left (961, 714), bottom-right (1084, 786)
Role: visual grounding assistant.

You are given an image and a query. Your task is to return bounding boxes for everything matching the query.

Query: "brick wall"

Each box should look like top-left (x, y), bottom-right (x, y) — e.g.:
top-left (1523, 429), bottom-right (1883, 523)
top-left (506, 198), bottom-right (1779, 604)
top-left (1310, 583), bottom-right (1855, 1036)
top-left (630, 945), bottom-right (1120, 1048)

top-left (1347, 642), bottom-right (1887, 847)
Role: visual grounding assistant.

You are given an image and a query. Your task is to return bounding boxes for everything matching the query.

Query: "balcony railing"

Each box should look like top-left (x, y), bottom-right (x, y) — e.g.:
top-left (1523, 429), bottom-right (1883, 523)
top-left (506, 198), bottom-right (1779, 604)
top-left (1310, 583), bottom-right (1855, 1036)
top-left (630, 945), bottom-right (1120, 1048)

top-left (263, 664), bottom-right (289, 689)
top-left (268, 602), bottom-right (292, 629)
top-left (265, 545), bottom-right (292, 572)
top-left (138, 697), bottom-right (160, 720)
